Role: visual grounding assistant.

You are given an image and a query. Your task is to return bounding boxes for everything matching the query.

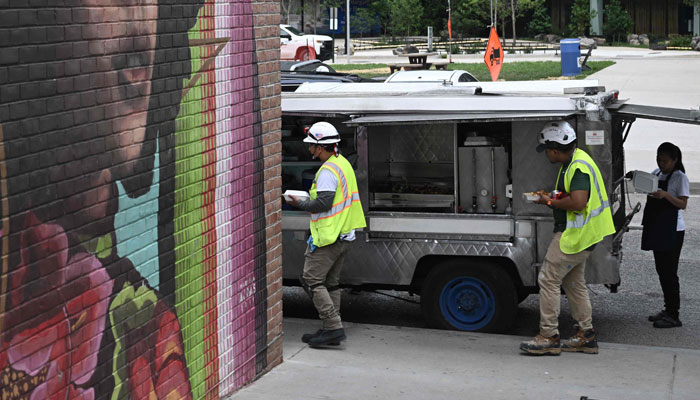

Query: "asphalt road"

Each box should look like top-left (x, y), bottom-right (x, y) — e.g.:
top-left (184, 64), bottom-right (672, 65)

top-left (283, 193), bottom-right (700, 350)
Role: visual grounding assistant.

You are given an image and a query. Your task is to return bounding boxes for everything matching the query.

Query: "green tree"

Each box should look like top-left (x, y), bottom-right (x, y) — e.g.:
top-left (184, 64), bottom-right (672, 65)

top-left (568, 0), bottom-right (596, 36)
top-left (603, 0), bottom-right (633, 43)
top-left (452, 0), bottom-right (490, 37)
top-left (422, 0), bottom-right (449, 36)
top-left (388, 0), bottom-right (425, 39)
top-left (526, 0), bottom-right (551, 36)
top-left (371, 0), bottom-right (393, 37)
top-left (355, 6), bottom-right (376, 37)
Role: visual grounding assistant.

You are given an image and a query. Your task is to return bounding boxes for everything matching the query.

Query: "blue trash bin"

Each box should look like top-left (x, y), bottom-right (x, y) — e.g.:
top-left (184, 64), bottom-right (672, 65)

top-left (560, 38), bottom-right (581, 77)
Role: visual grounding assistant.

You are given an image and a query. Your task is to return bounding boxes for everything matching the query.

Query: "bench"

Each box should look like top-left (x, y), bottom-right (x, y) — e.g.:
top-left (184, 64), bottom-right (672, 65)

top-left (387, 60), bottom-right (451, 73)
top-left (387, 62), bottom-right (429, 73)
top-left (431, 60), bottom-right (451, 70)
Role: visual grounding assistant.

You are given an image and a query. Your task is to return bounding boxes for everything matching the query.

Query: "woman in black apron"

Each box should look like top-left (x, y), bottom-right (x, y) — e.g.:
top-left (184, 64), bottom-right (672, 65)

top-left (641, 142), bottom-right (689, 328)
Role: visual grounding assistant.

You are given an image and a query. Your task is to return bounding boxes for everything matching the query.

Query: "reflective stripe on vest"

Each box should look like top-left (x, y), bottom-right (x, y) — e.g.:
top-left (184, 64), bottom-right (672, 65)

top-left (560, 157), bottom-right (610, 229)
top-left (310, 161), bottom-right (360, 222)
top-left (309, 154), bottom-right (366, 247)
top-left (557, 149), bottom-right (616, 254)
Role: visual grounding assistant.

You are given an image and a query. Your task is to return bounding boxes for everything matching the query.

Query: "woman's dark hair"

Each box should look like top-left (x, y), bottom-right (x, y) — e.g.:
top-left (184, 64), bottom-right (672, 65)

top-left (657, 142), bottom-right (685, 173)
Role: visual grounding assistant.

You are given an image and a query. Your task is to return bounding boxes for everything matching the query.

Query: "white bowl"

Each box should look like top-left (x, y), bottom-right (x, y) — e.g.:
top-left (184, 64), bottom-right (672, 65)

top-left (283, 190), bottom-right (309, 202)
top-left (522, 193), bottom-right (540, 202)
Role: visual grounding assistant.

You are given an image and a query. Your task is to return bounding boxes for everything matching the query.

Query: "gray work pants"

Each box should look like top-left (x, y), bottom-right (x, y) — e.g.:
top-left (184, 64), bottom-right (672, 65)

top-left (302, 239), bottom-right (351, 330)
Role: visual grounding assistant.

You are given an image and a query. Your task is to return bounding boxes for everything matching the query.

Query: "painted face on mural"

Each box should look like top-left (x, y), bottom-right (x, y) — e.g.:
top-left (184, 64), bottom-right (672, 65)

top-left (62, 1), bottom-right (159, 234)
top-left (84, 0), bottom-right (159, 179)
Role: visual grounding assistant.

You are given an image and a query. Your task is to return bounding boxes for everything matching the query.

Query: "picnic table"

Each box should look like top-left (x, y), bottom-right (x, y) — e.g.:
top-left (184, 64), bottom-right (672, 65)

top-left (388, 52), bottom-right (451, 73)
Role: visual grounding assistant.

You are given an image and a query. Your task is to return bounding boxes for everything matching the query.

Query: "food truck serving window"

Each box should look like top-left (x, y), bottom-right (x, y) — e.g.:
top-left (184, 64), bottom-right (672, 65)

top-left (367, 124), bottom-right (455, 212)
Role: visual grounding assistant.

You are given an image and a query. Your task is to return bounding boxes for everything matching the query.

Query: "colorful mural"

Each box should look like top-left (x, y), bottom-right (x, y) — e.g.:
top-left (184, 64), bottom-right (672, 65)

top-left (0, 0), bottom-right (274, 398)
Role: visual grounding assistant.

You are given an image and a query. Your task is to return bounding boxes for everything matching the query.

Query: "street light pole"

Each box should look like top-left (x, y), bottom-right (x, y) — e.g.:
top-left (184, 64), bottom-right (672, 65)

top-left (346, 0), bottom-right (351, 63)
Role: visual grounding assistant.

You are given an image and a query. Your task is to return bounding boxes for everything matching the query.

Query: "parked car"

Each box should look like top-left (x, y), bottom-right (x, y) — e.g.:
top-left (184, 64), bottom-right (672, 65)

top-left (281, 60), bottom-right (372, 92)
top-left (280, 24), bottom-right (334, 61)
top-left (384, 69), bottom-right (478, 84)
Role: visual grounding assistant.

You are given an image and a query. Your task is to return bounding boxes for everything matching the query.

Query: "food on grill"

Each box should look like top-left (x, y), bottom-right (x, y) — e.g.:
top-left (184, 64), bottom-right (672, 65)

top-left (391, 183), bottom-right (452, 195)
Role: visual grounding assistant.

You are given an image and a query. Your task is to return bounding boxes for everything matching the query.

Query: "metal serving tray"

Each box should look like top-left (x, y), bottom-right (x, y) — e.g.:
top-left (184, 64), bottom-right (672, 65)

top-left (371, 192), bottom-right (454, 208)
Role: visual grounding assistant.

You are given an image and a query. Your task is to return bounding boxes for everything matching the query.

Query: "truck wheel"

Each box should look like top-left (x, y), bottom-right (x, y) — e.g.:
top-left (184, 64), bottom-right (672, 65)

top-left (421, 261), bottom-right (517, 333)
top-left (295, 46), bottom-right (316, 61)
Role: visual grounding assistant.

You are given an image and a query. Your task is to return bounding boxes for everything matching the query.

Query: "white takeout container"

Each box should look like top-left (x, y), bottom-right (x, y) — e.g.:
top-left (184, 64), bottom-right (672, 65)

top-left (522, 193), bottom-right (540, 202)
top-left (283, 190), bottom-right (309, 202)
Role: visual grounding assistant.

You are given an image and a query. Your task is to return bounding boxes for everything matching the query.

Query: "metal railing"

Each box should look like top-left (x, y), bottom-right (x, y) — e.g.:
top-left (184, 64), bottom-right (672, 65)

top-left (351, 37), bottom-right (560, 53)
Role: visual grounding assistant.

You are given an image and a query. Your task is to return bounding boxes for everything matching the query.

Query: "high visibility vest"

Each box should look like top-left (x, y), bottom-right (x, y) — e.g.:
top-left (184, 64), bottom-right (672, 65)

top-left (309, 154), bottom-right (366, 247)
top-left (558, 149), bottom-right (616, 254)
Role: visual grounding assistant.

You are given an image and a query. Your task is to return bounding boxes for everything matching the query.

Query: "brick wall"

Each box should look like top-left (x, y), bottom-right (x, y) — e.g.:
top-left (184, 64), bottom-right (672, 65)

top-left (0, 0), bottom-right (282, 398)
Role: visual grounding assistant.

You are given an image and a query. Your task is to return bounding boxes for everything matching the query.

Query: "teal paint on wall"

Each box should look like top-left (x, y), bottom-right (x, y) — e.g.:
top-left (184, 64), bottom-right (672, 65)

top-left (115, 149), bottom-right (161, 289)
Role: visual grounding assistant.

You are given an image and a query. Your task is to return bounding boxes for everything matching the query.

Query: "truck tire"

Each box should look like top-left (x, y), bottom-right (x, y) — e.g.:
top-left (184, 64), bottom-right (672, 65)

top-left (421, 260), bottom-right (517, 333)
top-left (295, 46), bottom-right (316, 61)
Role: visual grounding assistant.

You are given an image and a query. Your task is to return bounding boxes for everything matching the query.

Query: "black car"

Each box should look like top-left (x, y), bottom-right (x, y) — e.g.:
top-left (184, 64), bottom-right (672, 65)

top-left (281, 60), bottom-right (376, 92)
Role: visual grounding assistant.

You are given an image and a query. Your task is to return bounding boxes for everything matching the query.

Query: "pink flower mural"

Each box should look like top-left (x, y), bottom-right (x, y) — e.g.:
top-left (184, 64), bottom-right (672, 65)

top-left (0, 0), bottom-right (273, 398)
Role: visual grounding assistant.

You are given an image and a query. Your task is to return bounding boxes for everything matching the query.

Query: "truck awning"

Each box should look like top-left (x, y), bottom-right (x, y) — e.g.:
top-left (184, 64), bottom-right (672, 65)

top-left (345, 111), bottom-right (577, 126)
top-left (611, 104), bottom-right (700, 125)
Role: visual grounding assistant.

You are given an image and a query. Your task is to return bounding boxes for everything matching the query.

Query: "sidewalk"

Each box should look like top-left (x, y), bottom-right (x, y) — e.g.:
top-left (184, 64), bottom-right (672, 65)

top-left (229, 318), bottom-right (700, 400)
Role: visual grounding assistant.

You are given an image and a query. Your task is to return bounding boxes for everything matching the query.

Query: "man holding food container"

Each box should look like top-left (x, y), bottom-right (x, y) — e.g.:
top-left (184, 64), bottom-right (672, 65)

top-left (286, 122), bottom-right (366, 348)
top-left (520, 121), bottom-right (615, 356)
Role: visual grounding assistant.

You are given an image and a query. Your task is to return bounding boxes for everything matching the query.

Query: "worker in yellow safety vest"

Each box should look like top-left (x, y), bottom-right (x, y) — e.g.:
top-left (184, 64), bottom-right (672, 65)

top-left (520, 121), bottom-right (615, 356)
top-left (287, 121), bottom-right (366, 347)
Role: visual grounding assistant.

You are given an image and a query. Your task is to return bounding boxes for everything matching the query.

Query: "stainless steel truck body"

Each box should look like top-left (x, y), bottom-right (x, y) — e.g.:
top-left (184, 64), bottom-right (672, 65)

top-left (281, 81), bottom-right (700, 332)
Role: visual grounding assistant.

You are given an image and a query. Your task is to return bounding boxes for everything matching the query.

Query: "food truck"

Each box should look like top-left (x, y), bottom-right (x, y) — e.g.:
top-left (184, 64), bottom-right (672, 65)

top-left (280, 80), bottom-right (700, 332)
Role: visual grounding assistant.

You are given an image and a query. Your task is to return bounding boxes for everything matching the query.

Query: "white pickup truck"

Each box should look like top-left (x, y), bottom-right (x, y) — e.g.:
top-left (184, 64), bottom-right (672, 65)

top-left (280, 24), bottom-right (334, 61)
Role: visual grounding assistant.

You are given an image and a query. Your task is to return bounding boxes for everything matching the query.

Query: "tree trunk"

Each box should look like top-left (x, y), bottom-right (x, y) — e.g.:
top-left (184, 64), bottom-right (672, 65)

top-left (501, 15), bottom-right (506, 47)
top-left (511, 0), bottom-right (516, 46)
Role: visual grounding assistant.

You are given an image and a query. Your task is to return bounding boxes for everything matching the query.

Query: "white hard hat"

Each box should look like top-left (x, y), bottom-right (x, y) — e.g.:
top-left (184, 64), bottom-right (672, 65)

top-left (536, 121), bottom-right (577, 152)
top-left (303, 122), bottom-right (341, 144)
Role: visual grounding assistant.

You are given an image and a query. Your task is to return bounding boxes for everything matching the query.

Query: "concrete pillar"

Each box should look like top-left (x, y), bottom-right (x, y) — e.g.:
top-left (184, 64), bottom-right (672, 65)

top-left (695, 4), bottom-right (700, 36)
top-left (590, 0), bottom-right (604, 36)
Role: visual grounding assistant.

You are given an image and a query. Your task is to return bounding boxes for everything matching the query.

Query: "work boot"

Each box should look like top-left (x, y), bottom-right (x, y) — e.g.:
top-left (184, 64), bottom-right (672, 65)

top-left (648, 310), bottom-right (669, 322)
top-left (519, 334), bottom-right (560, 356)
top-left (561, 328), bottom-right (599, 354)
top-left (308, 328), bottom-right (346, 348)
top-left (653, 315), bottom-right (682, 329)
top-left (301, 329), bottom-right (341, 345)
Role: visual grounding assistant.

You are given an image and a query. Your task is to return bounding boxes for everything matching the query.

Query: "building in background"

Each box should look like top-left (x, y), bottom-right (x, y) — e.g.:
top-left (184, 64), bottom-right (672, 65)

top-left (549, 0), bottom-right (699, 37)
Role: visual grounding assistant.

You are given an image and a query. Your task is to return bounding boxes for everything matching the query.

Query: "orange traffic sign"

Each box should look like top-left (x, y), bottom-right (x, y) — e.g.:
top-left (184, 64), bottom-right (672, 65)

top-left (483, 27), bottom-right (504, 82)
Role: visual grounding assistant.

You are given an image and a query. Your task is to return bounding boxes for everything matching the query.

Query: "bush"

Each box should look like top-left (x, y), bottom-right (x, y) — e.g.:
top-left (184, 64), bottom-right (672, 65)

top-left (523, 46), bottom-right (533, 54)
top-left (465, 47), bottom-right (479, 54)
top-left (527, 0), bottom-right (552, 36)
top-left (568, 0), bottom-right (596, 36)
top-left (668, 36), bottom-right (692, 47)
top-left (603, 0), bottom-right (633, 43)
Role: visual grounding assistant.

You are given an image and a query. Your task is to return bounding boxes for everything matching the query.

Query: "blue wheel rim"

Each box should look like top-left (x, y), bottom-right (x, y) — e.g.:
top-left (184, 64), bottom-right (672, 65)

top-left (439, 276), bottom-right (495, 331)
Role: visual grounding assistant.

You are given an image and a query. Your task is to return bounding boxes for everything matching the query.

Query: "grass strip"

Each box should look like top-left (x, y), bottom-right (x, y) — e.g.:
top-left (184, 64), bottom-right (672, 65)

top-left (331, 60), bottom-right (615, 81)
